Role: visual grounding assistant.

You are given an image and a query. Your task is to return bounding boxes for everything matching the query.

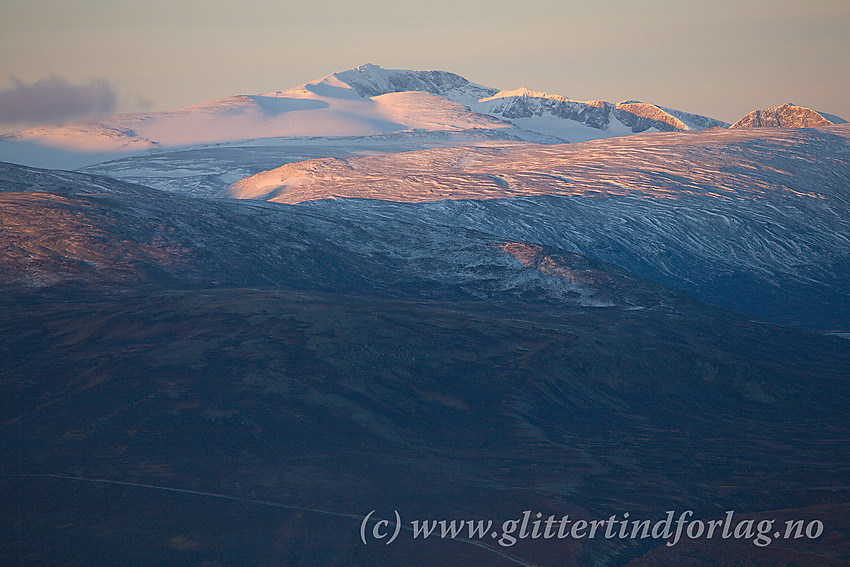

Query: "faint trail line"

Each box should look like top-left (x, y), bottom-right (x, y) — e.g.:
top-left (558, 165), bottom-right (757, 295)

top-left (2, 473), bottom-right (540, 567)
top-left (3, 472), bottom-right (364, 519)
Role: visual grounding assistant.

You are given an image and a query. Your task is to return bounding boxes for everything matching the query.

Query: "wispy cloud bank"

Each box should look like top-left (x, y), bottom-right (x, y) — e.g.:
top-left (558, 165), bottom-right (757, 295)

top-left (0, 76), bottom-right (118, 125)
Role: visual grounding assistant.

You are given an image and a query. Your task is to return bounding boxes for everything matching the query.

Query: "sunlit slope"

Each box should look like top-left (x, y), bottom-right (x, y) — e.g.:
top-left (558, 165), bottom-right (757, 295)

top-left (731, 103), bottom-right (846, 128)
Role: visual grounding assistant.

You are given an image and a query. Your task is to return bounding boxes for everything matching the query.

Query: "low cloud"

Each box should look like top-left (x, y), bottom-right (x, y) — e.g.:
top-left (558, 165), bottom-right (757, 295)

top-left (129, 93), bottom-right (155, 112)
top-left (0, 75), bottom-right (118, 124)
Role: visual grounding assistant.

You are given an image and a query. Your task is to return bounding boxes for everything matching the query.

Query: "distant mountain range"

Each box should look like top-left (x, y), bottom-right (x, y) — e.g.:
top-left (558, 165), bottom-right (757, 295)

top-left (0, 64), bottom-right (738, 169)
top-left (2, 65), bottom-right (850, 567)
top-left (0, 65), bottom-right (848, 331)
top-left (2, 64), bottom-right (844, 172)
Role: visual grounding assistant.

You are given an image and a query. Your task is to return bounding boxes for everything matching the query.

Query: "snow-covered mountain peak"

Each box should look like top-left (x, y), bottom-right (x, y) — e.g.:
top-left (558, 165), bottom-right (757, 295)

top-left (0, 62), bottom-right (732, 169)
top-left (329, 63), bottom-right (498, 104)
top-left (731, 103), bottom-right (847, 128)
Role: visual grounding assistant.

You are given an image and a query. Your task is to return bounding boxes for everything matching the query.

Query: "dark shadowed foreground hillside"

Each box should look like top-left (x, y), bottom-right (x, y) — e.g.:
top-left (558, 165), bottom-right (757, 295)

top-left (2, 286), bottom-right (849, 566)
top-left (1, 156), bottom-right (849, 565)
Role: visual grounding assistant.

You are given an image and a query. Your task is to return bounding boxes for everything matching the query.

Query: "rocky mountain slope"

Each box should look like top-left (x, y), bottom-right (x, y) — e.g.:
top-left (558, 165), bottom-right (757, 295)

top-left (731, 103), bottom-right (846, 128)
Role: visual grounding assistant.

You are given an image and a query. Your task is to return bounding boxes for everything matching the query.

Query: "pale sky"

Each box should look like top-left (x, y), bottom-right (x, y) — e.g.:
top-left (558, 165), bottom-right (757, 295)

top-left (1, 0), bottom-right (848, 132)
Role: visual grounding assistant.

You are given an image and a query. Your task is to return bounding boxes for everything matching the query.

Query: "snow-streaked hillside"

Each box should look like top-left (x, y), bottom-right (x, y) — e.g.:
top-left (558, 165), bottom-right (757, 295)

top-left (230, 124), bottom-right (850, 204)
top-left (469, 93), bottom-right (728, 142)
top-left (731, 103), bottom-right (847, 128)
top-left (0, 161), bottom-right (157, 197)
top-left (79, 133), bottom-right (528, 197)
top-left (0, 64), bottom-right (725, 170)
top-left (232, 124), bottom-right (850, 330)
top-left (0, 160), bottom-right (676, 310)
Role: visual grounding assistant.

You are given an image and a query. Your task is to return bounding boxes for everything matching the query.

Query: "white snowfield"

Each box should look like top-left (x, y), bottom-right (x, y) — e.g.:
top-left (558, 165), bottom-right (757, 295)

top-left (229, 124), bottom-right (850, 204)
top-left (0, 64), bottom-right (727, 170)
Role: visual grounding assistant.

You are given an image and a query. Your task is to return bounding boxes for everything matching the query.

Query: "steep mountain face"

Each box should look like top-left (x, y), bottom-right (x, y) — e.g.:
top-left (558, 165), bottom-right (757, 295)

top-left (477, 94), bottom-right (614, 129)
top-left (613, 101), bottom-right (724, 130)
top-left (332, 62), bottom-right (498, 102)
top-left (231, 124), bottom-right (850, 330)
top-left (471, 94), bottom-right (727, 139)
top-left (731, 103), bottom-right (846, 128)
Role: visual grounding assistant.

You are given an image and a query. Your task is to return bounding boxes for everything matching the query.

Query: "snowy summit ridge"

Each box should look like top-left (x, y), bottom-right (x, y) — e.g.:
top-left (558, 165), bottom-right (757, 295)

top-left (0, 63), bottom-right (776, 169)
top-left (328, 63), bottom-right (499, 103)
